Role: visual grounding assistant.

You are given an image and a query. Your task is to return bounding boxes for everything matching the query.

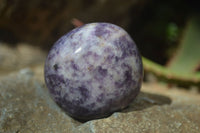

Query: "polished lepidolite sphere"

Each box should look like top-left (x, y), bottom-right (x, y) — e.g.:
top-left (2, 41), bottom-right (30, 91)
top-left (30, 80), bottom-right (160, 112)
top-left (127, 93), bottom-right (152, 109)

top-left (44, 23), bottom-right (143, 121)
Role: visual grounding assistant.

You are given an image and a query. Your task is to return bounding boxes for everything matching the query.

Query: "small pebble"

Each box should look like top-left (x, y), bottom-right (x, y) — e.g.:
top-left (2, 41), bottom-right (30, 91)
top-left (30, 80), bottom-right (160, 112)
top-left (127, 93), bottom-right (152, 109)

top-left (44, 23), bottom-right (143, 121)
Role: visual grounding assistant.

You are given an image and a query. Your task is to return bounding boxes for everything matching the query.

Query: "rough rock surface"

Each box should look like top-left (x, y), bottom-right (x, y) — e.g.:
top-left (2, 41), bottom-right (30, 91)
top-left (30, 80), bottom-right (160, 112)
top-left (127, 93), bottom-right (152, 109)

top-left (0, 44), bottom-right (200, 133)
top-left (0, 43), bottom-right (46, 74)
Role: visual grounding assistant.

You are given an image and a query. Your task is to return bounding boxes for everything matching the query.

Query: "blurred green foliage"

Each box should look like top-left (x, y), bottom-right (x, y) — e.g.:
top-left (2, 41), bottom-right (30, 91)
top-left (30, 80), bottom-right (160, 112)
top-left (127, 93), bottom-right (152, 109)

top-left (143, 16), bottom-right (200, 88)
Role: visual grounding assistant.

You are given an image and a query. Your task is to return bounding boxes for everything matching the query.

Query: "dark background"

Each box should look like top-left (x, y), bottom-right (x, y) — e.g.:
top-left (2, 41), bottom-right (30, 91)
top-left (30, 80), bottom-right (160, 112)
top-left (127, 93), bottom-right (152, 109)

top-left (0, 0), bottom-right (199, 65)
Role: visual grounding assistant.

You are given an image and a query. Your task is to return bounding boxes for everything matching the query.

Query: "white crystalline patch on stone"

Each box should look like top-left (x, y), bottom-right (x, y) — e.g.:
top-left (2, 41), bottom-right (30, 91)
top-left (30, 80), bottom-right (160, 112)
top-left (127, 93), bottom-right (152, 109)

top-left (124, 56), bottom-right (140, 81)
top-left (74, 47), bottom-right (82, 54)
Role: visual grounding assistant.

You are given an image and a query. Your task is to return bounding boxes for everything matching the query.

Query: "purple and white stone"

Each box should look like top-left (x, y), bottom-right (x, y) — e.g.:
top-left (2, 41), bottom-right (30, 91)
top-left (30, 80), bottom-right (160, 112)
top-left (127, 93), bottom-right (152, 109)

top-left (44, 23), bottom-right (143, 121)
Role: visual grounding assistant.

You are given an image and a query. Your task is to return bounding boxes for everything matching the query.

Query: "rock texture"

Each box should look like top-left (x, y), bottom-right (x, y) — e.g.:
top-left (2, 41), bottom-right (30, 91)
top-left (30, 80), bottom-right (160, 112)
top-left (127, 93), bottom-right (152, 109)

top-left (0, 44), bottom-right (200, 133)
top-left (0, 43), bottom-right (46, 74)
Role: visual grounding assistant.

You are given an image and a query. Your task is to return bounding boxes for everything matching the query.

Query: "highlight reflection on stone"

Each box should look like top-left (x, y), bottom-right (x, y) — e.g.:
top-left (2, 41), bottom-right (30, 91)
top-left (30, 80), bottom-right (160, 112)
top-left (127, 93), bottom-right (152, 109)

top-left (44, 23), bottom-right (143, 121)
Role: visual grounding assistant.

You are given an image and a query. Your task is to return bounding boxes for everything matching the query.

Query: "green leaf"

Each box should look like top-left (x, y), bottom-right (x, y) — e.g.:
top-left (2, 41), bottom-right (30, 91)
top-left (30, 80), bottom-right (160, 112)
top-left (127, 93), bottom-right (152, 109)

top-left (143, 16), bottom-right (200, 87)
top-left (167, 16), bottom-right (200, 74)
top-left (143, 57), bottom-right (200, 87)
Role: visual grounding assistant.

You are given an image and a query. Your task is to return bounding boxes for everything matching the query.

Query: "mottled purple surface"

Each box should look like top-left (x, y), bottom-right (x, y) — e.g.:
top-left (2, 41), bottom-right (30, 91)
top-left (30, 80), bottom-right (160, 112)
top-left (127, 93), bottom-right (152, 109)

top-left (44, 23), bottom-right (143, 121)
